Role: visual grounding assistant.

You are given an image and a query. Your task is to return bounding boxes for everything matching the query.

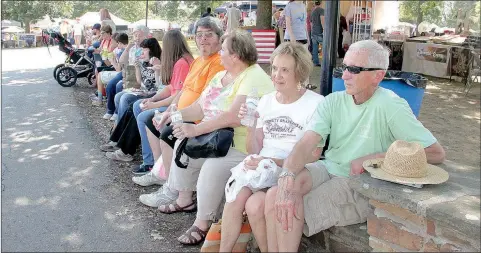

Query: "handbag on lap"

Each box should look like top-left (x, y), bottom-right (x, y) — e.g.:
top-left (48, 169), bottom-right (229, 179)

top-left (174, 127), bottom-right (235, 168)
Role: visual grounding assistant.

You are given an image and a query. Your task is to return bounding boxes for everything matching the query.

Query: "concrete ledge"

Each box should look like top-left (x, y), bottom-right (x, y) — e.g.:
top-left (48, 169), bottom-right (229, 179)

top-left (349, 160), bottom-right (480, 252)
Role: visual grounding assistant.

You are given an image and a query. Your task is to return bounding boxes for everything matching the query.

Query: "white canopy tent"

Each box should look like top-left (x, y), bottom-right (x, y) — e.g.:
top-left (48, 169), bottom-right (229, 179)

top-left (129, 19), bottom-right (170, 30)
top-left (31, 15), bottom-right (56, 29)
top-left (1, 20), bottom-right (22, 27)
top-left (78, 12), bottom-right (131, 26)
top-left (1, 26), bottom-right (25, 33)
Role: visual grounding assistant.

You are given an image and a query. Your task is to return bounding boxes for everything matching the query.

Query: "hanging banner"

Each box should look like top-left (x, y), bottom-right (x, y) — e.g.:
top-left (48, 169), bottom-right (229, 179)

top-left (415, 43), bottom-right (448, 63)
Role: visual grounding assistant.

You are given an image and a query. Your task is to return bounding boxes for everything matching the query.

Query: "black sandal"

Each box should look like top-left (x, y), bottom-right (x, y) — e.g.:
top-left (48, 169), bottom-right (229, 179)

top-left (177, 225), bottom-right (208, 245)
top-left (158, 200), bottom-right (197, 214)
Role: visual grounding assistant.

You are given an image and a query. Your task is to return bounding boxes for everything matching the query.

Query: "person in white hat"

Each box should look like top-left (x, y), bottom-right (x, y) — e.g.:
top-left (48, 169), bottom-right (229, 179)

top-left (243, 39), bottom-right (446, 252)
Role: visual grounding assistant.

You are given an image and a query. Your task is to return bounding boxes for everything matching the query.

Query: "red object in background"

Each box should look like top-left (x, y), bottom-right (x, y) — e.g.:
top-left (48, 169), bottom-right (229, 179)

top-left (242, 12), bottom-right (248, 19)
top-left (250, 29), bottom-right (276, 64)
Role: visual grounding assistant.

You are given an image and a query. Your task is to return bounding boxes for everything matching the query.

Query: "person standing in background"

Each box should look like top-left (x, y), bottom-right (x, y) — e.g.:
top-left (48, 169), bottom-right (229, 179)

top-left (225, 3), bottom-right (241, 34)
top-left (283, 0), bottom-right (308, 45)
top-left (201, 7), bottom-right (214, 18)
top-left (310, 1), bottom-right (324, 66)
top-left (60, 20), bottom-right (70, 39)
top-left (73, 18), bottom-right (84, 49)
top-left (283, 0), bottom-right (311, 86)
top-left (100, 8), bottom-right (116, 34)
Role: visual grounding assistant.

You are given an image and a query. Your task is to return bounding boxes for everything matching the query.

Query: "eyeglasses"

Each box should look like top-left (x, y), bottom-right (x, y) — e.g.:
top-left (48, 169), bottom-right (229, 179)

top-left (196, 31), bottom-right (215, 39)
top-left (341, 64), bottom-right (385, 74)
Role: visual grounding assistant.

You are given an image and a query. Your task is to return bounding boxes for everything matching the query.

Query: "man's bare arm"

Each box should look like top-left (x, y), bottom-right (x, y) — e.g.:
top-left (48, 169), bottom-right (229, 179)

top-left (283, 131), bottom-right (323, 175)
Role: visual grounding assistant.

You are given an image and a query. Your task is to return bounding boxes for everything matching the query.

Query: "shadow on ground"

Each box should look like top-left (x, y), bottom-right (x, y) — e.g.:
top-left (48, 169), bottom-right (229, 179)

top-left (1, 68), bottom-right (201, 251)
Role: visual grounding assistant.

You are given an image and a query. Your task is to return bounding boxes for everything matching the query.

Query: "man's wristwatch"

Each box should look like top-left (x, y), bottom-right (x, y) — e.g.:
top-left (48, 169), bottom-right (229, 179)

top-left (279, 171), bottom-right (296, 179)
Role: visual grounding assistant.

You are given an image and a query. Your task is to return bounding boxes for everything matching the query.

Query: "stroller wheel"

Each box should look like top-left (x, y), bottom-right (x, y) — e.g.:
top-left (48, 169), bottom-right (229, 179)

top-left (56, 66), bottom-right (78, 87)
top-left (87, 72), bottom-right (97, 87)
top-left (53, 64), bottom-right (65, 79)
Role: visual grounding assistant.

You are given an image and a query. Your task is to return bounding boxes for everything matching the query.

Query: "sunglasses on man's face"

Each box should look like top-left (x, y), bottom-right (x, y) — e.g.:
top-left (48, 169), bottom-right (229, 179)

top-left (341, 64), bottom-right (385, 74)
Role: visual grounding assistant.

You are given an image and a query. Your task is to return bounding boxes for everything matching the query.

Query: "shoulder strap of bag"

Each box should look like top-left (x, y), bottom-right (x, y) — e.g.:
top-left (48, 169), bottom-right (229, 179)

top-left (174, 138), bottom-right (189, 169)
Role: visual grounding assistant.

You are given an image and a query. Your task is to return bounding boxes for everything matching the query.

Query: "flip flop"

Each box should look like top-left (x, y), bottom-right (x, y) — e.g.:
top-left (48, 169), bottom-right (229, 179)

top-left (158, 200), bottom-right (197, 214)
top-left (177, 225), bottom-right (208, 245)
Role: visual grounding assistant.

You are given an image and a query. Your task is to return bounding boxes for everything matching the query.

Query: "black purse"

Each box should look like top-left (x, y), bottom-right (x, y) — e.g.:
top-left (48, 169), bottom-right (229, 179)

top-left (174, 128), bottom-right (235, 168)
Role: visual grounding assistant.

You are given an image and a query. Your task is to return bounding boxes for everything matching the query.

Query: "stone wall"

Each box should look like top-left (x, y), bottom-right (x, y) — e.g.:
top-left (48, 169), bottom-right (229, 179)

top-left (350, 160), bottom-right (480, 253)
top-left (368, 199), bottom-right (473, 252)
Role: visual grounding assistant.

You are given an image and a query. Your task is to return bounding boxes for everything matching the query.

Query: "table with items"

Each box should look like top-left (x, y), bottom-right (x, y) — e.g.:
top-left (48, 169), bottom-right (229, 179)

top-left (400, 36), bottom-right (476, 80)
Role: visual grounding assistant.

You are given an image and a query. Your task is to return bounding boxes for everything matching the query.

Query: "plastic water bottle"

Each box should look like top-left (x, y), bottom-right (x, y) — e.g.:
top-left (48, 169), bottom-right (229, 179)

top-left (153, 109), bottom-right (163, 125)
top-left (241, 88), bottom-right (259, 127)
top-left (170, 104), bottom-right (183, 125)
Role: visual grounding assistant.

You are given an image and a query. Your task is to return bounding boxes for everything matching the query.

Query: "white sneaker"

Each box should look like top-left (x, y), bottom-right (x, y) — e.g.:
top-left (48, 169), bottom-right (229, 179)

top-left (139, 185), bottom-right (179, 207)
top-left (105, 149), bottom-right (133, 162)
top-left (132, 171), bottom-right (165, 186)
top-left (110, 114), bottom-right (118, 121)
top-left (100, 141), bottom-right (118, 152)
top-left (102, 113), bottom-right (113, 120)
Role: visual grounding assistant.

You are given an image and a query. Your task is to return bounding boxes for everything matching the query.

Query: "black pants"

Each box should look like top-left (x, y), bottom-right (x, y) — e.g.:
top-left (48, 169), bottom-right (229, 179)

top-left (110, 106), bottom-right (140, 156)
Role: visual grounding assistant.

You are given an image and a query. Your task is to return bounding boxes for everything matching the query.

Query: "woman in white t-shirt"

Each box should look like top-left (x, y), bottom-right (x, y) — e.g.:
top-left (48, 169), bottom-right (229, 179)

top-left (219, 42), bottom-right (325, 252)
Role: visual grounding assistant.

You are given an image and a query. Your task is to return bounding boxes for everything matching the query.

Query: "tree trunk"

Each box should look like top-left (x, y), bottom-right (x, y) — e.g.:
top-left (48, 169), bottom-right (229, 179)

top-left (416, 1), bottom-right (423, 36)
top-left (23, 18), bottom-right (31, 33)
top-left (256, 0), bottom-right (272, 29)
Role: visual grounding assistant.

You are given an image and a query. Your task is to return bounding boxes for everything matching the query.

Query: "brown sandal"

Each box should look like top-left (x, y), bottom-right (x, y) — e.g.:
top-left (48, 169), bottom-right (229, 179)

top-left (158, 200), bottom-right (197, 214)
top-left (177, 225), bottom-right (208, 245)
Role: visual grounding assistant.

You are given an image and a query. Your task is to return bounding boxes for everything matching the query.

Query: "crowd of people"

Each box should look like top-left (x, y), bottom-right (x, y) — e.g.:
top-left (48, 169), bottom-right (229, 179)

top-left (86, 3), bottom-right (446, 251)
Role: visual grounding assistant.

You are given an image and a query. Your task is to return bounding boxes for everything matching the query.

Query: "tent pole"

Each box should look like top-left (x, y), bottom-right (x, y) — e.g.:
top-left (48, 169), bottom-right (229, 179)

top-left (145, 0), bottom-right (149, 27)
top-left (320, 0), bottom-right (340, 96)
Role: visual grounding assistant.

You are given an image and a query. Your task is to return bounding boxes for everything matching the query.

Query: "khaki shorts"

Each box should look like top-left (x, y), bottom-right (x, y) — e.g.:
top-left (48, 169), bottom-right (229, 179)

top-left (302, 161), bottom-right (370, 236)
top-left (100, 71), bottom-right (120, 85)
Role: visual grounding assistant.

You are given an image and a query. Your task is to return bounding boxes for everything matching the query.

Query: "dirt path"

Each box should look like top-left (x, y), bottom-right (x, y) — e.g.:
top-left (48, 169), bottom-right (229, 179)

top-left (419, 77), bottom-right (480, 167)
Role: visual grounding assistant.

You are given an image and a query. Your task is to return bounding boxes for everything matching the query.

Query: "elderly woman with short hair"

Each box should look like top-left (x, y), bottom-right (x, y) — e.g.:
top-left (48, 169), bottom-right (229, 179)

top-left (219, 42), bottom-right (325, 252)
top-left (158, 29), bottom-right (275, 245)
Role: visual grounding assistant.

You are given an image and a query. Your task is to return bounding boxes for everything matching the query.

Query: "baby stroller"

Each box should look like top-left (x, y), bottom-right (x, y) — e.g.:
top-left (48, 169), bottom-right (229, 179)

top-left (44, 30), bottom-right (97, 87)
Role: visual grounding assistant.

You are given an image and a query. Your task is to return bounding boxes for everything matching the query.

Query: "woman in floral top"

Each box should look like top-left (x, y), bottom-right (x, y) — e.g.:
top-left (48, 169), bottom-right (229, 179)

top-left (156, 30), bottom-right (275, 246)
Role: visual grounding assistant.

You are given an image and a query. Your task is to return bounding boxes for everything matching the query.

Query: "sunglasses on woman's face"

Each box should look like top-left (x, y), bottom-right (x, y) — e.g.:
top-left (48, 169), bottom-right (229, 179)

top-left (341, 64), bottom-right (385, 74)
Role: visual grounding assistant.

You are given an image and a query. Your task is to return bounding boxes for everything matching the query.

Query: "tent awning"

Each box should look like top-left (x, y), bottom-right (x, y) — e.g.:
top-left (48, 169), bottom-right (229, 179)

top-left (129, 19), bottom-right (170, 30)
top-left (79, 12), bottom-right (131, 26)
top-left (2, 26), bottom-right (25, 33)
top-left (1, 20), bottom-right (22, 27)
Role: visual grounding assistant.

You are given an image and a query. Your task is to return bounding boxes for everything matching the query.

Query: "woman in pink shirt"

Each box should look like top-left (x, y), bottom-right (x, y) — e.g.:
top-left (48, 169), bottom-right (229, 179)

top-left (129, 30), bottom-right (193, 171)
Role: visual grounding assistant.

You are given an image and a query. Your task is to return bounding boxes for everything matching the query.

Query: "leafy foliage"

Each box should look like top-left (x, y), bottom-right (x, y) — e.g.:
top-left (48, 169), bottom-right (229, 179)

top-left (399, 1), bottom-right (444, 25)
top-left (1, 1), bottom-right (69, 32)
top-left (400, 0), bottom-right (480, 31)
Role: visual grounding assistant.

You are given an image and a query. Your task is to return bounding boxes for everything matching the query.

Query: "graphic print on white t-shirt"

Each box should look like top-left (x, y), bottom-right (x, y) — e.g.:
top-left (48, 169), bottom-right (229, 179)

top-left (264, 116), bottom-right (304, 139)
top-left (257, 90), bottom-right (325, 159)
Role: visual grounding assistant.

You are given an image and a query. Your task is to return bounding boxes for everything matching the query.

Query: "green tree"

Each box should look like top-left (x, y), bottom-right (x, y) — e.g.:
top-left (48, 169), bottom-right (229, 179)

top-left (1, 1), bottom-right (70, 33)
top-left (65, 1), bottom-right (148, 22)
top-left (443, 1), bottom-right (480, 31)
top-left (399, 1), bottom-right (445, 26)
top-left (150, 0), bottom-right (224, 27)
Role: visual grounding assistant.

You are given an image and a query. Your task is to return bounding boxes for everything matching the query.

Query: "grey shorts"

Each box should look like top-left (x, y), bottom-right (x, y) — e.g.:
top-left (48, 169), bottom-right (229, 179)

top-left (302, 161), bottom-right (370, 236)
